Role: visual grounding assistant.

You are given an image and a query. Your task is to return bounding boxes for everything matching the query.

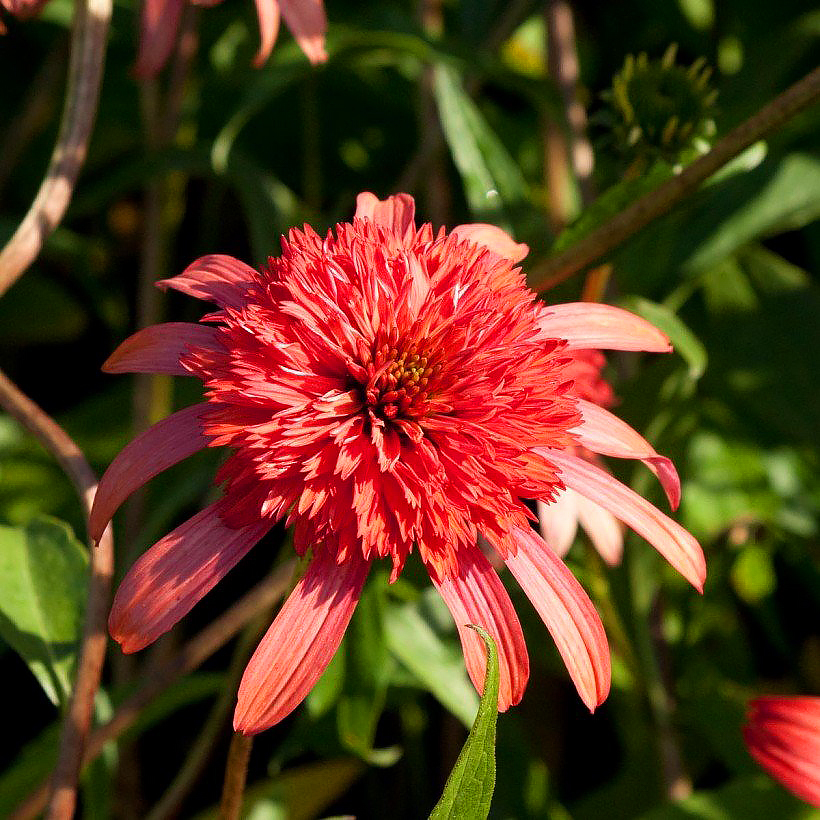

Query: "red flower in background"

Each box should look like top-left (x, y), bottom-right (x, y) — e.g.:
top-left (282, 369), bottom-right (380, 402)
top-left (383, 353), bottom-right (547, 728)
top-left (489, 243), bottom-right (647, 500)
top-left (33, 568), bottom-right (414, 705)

top-left (744, 696), bottom-right (820, 807)
top-left (137, 0), bottom-right (327, 77)
top-left (0, 0), bottom-right (46, 19)
top-left (90, 192), bottom-right (705, 734)
top-left (537, 349), bottom-right (680, 566)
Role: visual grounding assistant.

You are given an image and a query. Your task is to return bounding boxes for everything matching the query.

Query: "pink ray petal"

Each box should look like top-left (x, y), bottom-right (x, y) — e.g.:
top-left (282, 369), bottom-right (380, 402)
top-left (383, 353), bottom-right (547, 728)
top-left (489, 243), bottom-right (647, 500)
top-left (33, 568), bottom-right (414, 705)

top-left (572, 399), bottom-right (681, 509)
top-left (505, 526), bottom-right (610, 711)
top-left (745, 697), bottom-right (820, 807)
top-left (451, 224), bottom-right (529, 263)
top-left (537, 303), bottom-right (672, 352)
top-left (234, 548), bottom-right (371, 733)
top-left (102, 323), bottom-right (222, 376)
top-left (354, 192), bottom-right (416, 243)
top-left (134, 0), bottom-right (186, 78)
top-left (157, 255), bottom-right (259, 308)
top-left (252, 0), bottom-right (281, 67)
top-left (279, 0), bottom-right (327, 65)
top-left (89, 404), bottom-right (209, 542)
top-left (427, 544), bottom-right (529, 712)
top-left (575, 493), bottom-right (624, 566)
top-left (537, 492), bottom-right (578, 557)
top-left (109, 501), bottom-right (271, 653)
top-left (542, 449), bottom-right (706, 591)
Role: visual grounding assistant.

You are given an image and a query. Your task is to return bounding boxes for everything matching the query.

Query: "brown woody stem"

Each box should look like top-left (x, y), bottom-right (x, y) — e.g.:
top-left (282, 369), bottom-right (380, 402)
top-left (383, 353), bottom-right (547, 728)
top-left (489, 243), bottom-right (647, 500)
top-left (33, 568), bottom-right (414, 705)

top-left (528, 65), bottom-right (820, 292)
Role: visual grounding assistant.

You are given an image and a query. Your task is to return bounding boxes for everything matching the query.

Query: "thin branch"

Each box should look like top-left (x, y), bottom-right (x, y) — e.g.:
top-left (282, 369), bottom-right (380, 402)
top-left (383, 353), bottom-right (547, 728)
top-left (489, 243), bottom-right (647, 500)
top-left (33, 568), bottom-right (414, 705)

top-left (0, 0), bottom-right (112, 298)
top-left (11, 559), bottom-right (296, 820)
top-left (0, 369), bottom-right (115, 820)
top-left (528, 64), bottom-right (820, 292)
top-left (219, 733), bottom-right (254, 820)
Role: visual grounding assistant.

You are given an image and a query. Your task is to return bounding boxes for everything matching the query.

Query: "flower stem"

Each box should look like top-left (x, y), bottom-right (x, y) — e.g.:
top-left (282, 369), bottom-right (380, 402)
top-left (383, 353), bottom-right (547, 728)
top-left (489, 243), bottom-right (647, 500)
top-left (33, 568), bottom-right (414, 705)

top-left (0, 368), bottom-right (115, 820)
top-left (219, 733), bottom-right (254, 820)
top-left (528, 64), bottom-right (820, 292)
top-left (0, 0), bottom-right (112, 298)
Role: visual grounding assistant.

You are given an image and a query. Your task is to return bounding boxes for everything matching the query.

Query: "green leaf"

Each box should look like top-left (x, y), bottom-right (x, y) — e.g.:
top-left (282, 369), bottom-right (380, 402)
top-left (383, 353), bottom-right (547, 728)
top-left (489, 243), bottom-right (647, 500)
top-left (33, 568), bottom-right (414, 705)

top-left (433, 63), bottom-right (527, 219)
top-left (620, 296), bottom-right (707, 380)
top-left (384, 596), bottom-right (479, 728)
top-left (428, 625), bottom-right (499, 820)
top-left (0, 516), bottom-right (89, 707)
top-left (336, 581), bottom-right (399, 764)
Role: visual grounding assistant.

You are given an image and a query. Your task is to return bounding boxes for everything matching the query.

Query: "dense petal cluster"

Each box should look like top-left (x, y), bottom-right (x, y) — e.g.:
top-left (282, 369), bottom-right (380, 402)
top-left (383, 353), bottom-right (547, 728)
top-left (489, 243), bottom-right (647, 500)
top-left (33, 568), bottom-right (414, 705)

top-left (744, 696), bottom-right (820, 807)
top-left (91, 192), bottom-right (705, 734)
top-left (137, 0), bottom-right (326, 77)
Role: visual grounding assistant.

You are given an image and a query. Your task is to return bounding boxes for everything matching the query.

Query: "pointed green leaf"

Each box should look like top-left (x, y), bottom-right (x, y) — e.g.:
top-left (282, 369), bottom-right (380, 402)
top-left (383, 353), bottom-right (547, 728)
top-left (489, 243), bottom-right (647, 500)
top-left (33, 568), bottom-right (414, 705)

top-left (620, 296), bottom-right (707, 380)
top-left (0, 516), bottom-right (89, 707)
top-left (433, 63), bottom-right (527, 219)
top-left (428, 625), bottom-right (499, 820)
top-left (384, 597), bottom-right (479, 728)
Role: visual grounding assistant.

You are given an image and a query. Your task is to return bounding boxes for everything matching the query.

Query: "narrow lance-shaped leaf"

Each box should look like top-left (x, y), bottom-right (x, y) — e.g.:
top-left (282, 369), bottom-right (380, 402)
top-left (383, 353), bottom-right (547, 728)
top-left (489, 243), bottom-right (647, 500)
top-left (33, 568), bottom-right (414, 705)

top-left (384, 596), bottom-right (479, 729)
top-left (429, 625), bottom-right (499, 820)
top-left (432, 63), bottom-right (527, 220)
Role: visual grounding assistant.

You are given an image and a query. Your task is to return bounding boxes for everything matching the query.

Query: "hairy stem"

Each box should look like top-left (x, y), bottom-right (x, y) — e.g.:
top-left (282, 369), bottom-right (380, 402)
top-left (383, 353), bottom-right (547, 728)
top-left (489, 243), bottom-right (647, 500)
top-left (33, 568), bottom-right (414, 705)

top-left (0, 0), bottom-right (112, 298)
top-left (528, 64), bottom-right (820, 291)
top-left (0, 369), bottom-right (115, 820)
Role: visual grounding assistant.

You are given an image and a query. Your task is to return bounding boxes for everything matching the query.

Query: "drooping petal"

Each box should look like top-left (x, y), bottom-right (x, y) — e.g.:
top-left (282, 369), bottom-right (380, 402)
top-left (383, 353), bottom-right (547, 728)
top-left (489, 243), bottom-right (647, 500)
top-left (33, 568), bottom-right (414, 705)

top-left (102, 323), bottom-right (223, 376)
top-left (89, 404), bottom-right (209, 542)
top-left (537, 303), bottom-right (672, 352)
top-left (573, 399), bottom-right (681, 509)
top-left (575, 493), bottom-right (624, 566)
top-left (744, 696), bottom-right (820, 808)
top-left (451, 224), bottom-right (529, 263)
top-left (543, 449), bottom-right (706, 591)
top-left (505, 526), bottom-right (610, 712)
top-left (279, 0), bottom-right (327, 65)
top-left (134, 0), bottom-right (186, 78)
top-left (109, 502), bottom-right (271, 653)
top-left (427, 544), bottom-right (529, 712)
top-left (537, 492), bottom-right (579, 558)
top-left (354, 192), bottom-right (416, 243)
top-left (157, 255), bottom-right (259, 308)
top-left (234, 548), bottom-right (371, 733)
top-left (251, 0), bottom-right (281, 67)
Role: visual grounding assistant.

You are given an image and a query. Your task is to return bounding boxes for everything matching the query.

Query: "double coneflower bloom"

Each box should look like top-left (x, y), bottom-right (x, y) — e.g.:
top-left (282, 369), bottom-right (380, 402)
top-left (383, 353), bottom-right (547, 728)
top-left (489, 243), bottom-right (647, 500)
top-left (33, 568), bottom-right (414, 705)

top-left (90, 193), bottom-right (705, 734)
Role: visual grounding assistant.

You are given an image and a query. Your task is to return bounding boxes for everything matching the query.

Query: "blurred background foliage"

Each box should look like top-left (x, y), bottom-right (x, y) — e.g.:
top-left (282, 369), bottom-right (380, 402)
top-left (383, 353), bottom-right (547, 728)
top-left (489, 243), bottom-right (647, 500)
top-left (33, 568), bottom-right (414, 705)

top-left (1, 0), bottom-right (820, 817)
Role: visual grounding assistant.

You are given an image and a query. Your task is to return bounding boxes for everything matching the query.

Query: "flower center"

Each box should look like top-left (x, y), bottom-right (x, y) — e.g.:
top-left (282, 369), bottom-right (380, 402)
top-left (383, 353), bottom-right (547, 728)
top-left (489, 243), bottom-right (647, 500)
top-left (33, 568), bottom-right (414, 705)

top-left (365, 342), bottom-right (443, 420)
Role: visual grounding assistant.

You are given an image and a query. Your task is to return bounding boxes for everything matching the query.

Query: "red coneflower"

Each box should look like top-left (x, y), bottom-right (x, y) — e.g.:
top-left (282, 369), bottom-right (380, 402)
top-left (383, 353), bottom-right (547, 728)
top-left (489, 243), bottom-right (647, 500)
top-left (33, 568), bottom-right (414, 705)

top-left (537, 348), bottom-right (680, 566)
top-left (744, 696), bottom-right (820, 807)
top-left (90, 192), bottom-right (705, 734)
top-left (136, 0), bottom-right (326, 78)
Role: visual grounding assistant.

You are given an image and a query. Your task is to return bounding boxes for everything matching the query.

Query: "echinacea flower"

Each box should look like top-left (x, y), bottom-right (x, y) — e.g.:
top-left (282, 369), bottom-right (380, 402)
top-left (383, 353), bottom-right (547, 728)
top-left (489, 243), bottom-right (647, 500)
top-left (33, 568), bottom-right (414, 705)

top-left (136, 0), bottom-right (326, 78)
top-left (90, 192), bottom-right (705, 734)
top-left (537, 349), bottom-right (680, 566)
top-left (744, 696), bottom-right (820, 807)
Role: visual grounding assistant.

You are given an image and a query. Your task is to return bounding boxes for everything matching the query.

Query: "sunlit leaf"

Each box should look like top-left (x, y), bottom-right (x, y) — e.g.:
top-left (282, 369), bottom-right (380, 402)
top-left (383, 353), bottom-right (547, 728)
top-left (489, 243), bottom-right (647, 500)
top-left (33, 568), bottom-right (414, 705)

top-left (620, 296), bottom-right (707, 380)
top-left (384, 595), bottom-right (479, 728)
top-left (433, 63), bottom-right (527, 219)
top-left (0, 516), bottom-right (88, 707)
top-left (428, 625), bottom-right (499, 820)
